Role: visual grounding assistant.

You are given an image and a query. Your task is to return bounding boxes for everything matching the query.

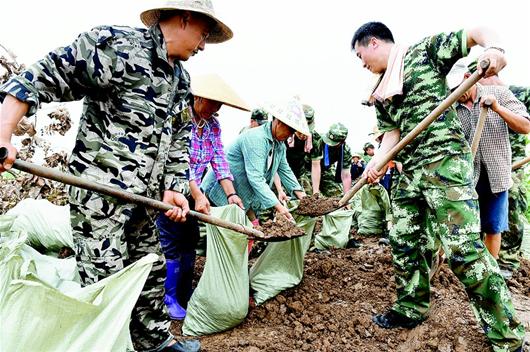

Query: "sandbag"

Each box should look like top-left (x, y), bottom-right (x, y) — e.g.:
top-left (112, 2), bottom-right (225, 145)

top-left (249, 202), bottom-right (316, 305)
top-left (7, 198), bottom-right (73, 252)
top-left (0, 215), bottom-right (156, 352)
top-left (313, 208), bottom-right (354, 250)
top-left (182, 205), bottom-right (250, 336)
top-left (357, 184), bottom-right (392, 236)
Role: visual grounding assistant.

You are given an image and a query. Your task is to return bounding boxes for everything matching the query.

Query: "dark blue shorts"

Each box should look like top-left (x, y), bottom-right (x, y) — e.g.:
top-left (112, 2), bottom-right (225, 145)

top-left (475, 171), bottom-right (509, 234)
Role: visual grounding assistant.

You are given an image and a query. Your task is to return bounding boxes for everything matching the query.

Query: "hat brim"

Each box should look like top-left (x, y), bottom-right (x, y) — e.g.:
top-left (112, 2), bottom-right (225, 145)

top-left (192, 74), bottom-right (251, 111)
top-left (322, 134), bottom-right (342, 147)
top-left (263, 100), bottom-right (310, 137)
top-left (140, 7), bottom-right (233, 44)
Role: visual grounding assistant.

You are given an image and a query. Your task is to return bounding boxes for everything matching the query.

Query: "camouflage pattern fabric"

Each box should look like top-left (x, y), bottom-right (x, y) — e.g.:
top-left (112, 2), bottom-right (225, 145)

top-left (508, 86), bottom-right (530, 161)
top-left (390, 155), bottom-right (524, 351)
top-left (373, 30), bottom-right (524, 350)
top-left (0, 25), bottom-right (194, 349)
top-left (286, 131), bottom-right (322, 179)
top-left (375, 30), bottom-right (470, 171)
top-left (499, 170), bottom-right (528, 271)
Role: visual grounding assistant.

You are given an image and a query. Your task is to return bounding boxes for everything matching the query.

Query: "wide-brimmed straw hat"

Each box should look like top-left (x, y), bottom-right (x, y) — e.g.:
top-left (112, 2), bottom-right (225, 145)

top-left (140, 0), bottom-right (233, 44)
top-left (447, 59), bottom-right (470, 91)
top-left (191, 73), bottom-right (250, 111)
top-left (263, 97), bottom-right (310, 136)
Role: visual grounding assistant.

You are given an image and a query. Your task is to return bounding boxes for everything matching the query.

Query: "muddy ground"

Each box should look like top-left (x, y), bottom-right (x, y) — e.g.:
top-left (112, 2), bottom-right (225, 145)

top-left (296, 194), bottom-right (341, 217)
top-left (173, 237), bottom-right (530, 352)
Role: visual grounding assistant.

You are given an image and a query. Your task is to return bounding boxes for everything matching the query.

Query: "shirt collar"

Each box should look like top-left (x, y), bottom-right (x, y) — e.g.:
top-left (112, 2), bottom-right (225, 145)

top-left (263, 121), bottom-right (274, 142)
top-left (148, 25), bottom-right (174, 70)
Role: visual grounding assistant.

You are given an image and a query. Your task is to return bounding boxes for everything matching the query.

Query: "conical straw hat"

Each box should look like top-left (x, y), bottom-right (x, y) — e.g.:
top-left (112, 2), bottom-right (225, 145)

top-left (262, 97), bottom-right (310, 136)
top-left (191, 73), bottom-right (250, 111)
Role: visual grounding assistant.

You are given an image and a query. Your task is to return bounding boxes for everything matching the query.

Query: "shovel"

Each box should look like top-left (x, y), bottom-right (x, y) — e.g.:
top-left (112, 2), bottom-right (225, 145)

top-left (0, 147), bottom-right (301, 242)
top-left (299, 59), bottom-right (491, 217)
top-left (512, 155), bottom-right (530, 171)
top-left (470, 98), bottom-right (492, 158)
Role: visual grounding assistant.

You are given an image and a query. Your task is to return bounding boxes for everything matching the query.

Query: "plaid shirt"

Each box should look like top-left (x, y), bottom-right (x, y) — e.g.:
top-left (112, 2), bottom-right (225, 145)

top-left (189, 116), bottom-right (233, 186)
top-left (456, 84), bottom-right (530, 193)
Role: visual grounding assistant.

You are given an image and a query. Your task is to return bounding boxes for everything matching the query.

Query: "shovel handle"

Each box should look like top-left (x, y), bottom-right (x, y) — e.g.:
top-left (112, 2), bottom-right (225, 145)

top-left (0, 147), bottom-right (265, 239)
top-left (512, 155), bottom-right (530, 171)
top-left (470, 98), bottom-right (492, 157)
top-left (338, 59), bottom-right (491, 207)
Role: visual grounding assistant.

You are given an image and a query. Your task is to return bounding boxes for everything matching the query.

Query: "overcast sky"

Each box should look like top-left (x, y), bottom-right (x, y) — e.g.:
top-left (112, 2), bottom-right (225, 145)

top-left (1, 0), bottom-right (529, 154)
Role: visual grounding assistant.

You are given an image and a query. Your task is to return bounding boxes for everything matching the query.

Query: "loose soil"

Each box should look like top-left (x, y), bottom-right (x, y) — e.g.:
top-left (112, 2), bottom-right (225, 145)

top-left (172, 237), bottom-right (530, 351)
top-left (296, 194), bottom-right (341, 217)
top-left (256, 214), bottom-right (305, 240)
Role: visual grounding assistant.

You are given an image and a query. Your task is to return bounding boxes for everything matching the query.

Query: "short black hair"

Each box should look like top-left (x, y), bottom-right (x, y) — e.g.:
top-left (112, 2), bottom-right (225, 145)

top-left (351, 22), bottom-right (394, 50)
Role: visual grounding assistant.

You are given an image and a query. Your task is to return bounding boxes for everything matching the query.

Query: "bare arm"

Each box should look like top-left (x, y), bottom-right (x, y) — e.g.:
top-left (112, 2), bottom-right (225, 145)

top-left (466, 27), bottom-right (506, 77)
top-left (311, 160), bottom-right (321, 194)
top-left (341, 169), bottom-right (352, 193)
top-left (481, 95), bottom-right (530, 134)
top-left (0, 95), bottom-right (30, 171)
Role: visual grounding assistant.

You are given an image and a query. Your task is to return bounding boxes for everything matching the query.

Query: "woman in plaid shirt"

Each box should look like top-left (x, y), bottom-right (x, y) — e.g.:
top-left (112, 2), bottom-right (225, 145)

top-left (156, 74), bottom-right (250, 320)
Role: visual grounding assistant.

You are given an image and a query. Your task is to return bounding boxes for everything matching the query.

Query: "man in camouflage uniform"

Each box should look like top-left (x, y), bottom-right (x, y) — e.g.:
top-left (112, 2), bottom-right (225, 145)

top-left (467, 61), bottom-right (530, 274)
top-left (352, 22), bottom-right (524, 351)
top-left (239, 108), bottom-right (268, 134)
top-left (312, 123), bottom-right (352, 197)
top-left (362, 142), bottom-right (375, 164)
top-left (0, 1), bottom-right (233, 350)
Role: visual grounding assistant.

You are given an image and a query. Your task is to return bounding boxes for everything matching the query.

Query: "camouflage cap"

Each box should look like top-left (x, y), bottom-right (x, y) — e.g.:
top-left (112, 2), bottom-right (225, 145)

top-left (140, 0), bottom-right (233, 44)
top-left (363, 142), bottom-right (374, 151)
top-left (322, 122), bottom-right (348, 147)
top-left (303, 104), bottom-right (315, 130)
top-left (251, 108), bottom-right (268, 125)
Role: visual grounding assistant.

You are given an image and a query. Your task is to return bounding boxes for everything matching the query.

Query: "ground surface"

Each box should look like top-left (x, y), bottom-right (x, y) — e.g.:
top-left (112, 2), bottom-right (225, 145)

top-left (172, 237), bottom-right (530, 352)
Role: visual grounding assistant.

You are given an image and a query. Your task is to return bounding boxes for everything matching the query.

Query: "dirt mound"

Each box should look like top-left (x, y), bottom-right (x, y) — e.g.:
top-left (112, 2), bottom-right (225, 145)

top-left (296, 194), bottom-right (341, 216)
top-left (256, 214), bottom-right (305, 240)
top-left (169, 238), bottom-right (530, 351)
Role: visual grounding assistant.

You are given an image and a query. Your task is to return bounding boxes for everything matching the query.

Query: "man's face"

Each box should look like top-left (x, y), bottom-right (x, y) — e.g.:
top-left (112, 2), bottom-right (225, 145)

top-left (366, 147), bottom-right (375, 156)
top-left (295, 131), bottom-right (307, 141)
top-left (354, 38), bottom-right (386, 74)
top-left (353, 156), bottom-right (360, 163)
top-left (273, 119), bottom-right (295, 141)
top-left (193, 97), bottom-right (222, 119)
top-left (161, 12), bottom-right (211, 61)
top-left (250, 119), bottom-right (260, 128)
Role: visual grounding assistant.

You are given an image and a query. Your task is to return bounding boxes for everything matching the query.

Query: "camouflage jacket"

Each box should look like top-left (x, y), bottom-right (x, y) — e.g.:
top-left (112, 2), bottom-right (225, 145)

top-left (0, 25), bottom-right (192, 199)
top-left (508, 85), bottom-right (530, 161)
top-left (285, 131), bottom-right (322, 178)
top-left (376, 30), bottom-right (469, 170)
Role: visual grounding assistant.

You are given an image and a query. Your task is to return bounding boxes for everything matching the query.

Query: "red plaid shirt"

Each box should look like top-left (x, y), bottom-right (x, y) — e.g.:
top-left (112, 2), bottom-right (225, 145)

top-left (190, 117), bottom-right (233, 186)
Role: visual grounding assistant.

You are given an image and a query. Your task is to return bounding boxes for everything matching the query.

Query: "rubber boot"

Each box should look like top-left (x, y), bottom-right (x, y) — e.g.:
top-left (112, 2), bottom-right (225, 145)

top-left (176, 251), bottom-right (196, 308)
top-left (164, 259), bottom-right (187, 320)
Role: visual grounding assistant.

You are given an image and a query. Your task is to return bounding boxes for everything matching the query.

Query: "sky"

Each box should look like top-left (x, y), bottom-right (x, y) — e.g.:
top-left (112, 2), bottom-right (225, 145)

top-left (1, 0), bottom-right (529, 155)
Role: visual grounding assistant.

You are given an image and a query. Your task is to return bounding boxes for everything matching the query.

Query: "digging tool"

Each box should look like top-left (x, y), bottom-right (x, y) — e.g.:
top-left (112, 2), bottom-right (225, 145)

top-left (333, 60), bottom-right (491, 210)
top-left (512, 155), bottom-right (530, 171)
top-left (470, 98), bottom-right (492, 157)
top-left (0, 147), bottom-right (302, 242)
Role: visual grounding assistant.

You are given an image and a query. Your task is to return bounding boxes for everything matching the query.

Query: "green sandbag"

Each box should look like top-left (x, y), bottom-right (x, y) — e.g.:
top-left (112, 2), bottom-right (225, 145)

top-left (182, 205), bottom-right (251, 336)
top-left (7, 199), bottom-right (74, 252)
top-left (0, 215), bottom-right (156, 352)
top-left (249, 202), bottom-right (316, 305)
top-left (313, 208), bottom-right (355, 249)
top-left (357, 184), bottom-right (392, 236)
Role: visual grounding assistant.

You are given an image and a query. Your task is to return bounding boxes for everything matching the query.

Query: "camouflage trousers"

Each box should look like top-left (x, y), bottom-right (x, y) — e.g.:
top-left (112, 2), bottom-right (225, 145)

top-left (70, 188), bottom-right (172, 351)
top-left (317, 168), bottom-right (343, 198)
top-left (498, 169), bottom-right (528, 272)
top-left (390, 155), bottom-right (524, 351)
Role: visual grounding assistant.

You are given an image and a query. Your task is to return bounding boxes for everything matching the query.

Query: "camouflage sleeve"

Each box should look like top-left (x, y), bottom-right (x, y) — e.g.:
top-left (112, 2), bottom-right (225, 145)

top-left (0, 26), bottom-right (124, 116)
top-left (342, 144), bottom-right (353, 169)
top-left (310, 133), bottom-right (324, 161)
top-left (426, 29), bottom-right (468, 77)
top-left (164, 119), bottom-right (192, 195)
top-left (375, 102), bottom-right (398, 133)
top-left (509, 86), bottom-right (530, 112)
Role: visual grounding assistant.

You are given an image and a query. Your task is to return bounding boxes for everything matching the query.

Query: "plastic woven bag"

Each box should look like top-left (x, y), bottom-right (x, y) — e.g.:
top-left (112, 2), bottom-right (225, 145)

top-left (249, 202), bottom-right (316, 305)
top-left (0, 214), bottom-right (157, 352)
top-left (357, 184), bottom-right (392, 236)
top-left (182, 205), bottom-right (250, 336)
top-left (7, 199), bottom-right (73, 252)
top-left (313, 208), bottom-right (354, 250)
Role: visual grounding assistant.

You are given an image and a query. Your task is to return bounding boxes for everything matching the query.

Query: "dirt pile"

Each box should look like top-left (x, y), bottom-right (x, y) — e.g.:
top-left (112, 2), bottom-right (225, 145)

top-left (173, 238), bottom-right (530, 351)
top-left (256, 214), bottom-right (305, 240)
top-left (296, 194), bottom-right (341, 217)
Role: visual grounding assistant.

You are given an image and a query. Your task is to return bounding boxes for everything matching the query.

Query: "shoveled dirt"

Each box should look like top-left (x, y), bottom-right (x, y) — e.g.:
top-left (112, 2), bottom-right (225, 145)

top-left (296, 193), bottom-right (341, 217)
top-left (172, 237), bottom-right (530, 351)
top-left (256, 214), bottom-right (305, 240)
